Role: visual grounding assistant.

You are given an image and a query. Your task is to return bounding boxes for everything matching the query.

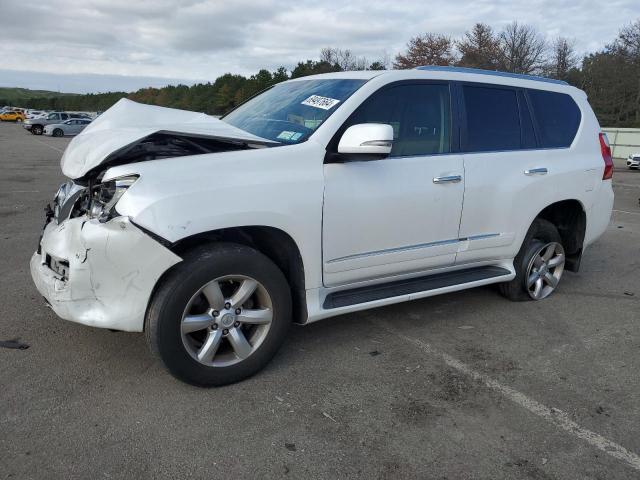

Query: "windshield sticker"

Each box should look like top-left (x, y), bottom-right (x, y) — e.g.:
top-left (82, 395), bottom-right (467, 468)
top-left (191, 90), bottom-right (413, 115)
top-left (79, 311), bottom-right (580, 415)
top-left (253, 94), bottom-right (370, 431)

top-left (277, 131), bottom-right (296, 140)
top-left (301, 95), bottom-right (341, 110)
top-left (290, 132), bottom-right (303, 141)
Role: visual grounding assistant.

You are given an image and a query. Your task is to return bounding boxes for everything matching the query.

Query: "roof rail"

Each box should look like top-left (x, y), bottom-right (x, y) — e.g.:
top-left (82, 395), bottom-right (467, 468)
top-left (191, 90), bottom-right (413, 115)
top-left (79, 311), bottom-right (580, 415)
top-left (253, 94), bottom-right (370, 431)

top-left (415, 65), bottom-right (568, 85)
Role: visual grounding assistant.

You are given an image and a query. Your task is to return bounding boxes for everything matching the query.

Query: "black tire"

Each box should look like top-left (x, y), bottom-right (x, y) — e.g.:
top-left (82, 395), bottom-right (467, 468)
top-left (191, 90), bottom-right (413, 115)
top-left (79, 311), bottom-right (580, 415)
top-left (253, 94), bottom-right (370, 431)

top-left (499, 219), bottom-right (563, 301)
top-left (53, 129), bottom-right (64, 137)
top-left (146, 242), bottom-right (292, 387)
top-left (31, 125), bottom-right (43, 135)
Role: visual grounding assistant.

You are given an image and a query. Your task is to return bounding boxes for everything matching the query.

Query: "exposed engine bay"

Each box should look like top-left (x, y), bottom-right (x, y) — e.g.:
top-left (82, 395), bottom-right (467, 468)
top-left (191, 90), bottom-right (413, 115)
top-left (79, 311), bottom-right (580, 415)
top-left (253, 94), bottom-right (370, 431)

top-left (100, 132), bottom-right (261, 174)
top-left (54, 132), bottom-right (264, 224)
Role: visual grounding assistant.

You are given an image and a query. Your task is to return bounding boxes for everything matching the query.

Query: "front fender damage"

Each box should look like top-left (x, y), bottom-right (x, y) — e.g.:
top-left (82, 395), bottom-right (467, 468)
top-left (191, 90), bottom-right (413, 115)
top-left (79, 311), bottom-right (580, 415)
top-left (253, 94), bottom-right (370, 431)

top-left (30, 216), bottom-right (182, 332)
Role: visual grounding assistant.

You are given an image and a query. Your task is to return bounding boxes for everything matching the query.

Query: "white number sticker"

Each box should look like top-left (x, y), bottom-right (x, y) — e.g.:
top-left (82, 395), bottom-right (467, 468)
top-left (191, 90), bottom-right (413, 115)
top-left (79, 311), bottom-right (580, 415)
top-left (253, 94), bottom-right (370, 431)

top-left (301, 95), bottom-right (340, 110)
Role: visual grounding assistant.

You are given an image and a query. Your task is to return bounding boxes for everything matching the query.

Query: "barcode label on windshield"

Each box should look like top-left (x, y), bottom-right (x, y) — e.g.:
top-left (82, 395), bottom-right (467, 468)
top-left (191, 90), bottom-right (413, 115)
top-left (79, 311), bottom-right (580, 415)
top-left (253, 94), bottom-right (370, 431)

top-left (301, 95), bottom-right (340, 110)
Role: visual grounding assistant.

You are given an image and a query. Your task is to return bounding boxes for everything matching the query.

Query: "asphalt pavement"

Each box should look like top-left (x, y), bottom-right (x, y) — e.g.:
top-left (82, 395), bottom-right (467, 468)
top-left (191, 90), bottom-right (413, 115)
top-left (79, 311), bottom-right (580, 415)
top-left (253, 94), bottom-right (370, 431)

top-left (1, 121), bottom-right (639, 479)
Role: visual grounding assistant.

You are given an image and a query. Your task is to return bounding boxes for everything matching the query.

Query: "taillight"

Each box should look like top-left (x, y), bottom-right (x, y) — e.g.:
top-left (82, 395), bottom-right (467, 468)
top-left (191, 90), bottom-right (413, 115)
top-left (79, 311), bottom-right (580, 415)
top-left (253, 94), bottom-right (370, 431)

top-left (599, 132), bottom-right (613, 180)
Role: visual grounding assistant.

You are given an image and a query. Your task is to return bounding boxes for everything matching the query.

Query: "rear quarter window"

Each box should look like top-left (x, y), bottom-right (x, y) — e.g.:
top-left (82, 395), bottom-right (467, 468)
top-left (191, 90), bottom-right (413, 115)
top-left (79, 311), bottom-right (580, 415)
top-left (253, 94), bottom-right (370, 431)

top-left (527, 89), bottom-right (581, 148)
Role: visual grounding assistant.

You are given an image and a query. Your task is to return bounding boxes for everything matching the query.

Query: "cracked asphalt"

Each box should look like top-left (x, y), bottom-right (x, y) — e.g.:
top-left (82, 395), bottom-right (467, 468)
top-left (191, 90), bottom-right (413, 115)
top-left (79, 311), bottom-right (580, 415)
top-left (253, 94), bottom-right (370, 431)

top-left (1, 121), bottom-right (639, 479)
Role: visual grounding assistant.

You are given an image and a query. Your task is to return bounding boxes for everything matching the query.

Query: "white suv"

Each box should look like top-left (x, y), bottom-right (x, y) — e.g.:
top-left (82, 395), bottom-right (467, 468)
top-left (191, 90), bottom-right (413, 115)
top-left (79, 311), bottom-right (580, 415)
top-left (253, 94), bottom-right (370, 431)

top-left (31, 67), bottom-right (614, 386)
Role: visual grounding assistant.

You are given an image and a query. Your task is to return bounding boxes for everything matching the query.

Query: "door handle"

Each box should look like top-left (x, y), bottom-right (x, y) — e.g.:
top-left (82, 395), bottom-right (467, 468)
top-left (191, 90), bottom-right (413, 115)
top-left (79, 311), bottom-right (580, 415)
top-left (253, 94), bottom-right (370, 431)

top-left (524, 167), bottom-right (548, 176)
top-left (433, 175), bottom-right (462, 184)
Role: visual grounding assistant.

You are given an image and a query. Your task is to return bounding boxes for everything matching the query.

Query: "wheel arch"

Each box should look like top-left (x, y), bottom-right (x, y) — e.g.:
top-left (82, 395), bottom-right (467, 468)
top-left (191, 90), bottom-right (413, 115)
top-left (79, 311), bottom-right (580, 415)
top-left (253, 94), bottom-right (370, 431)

top-left (533, 199), bottom-right (586, 272)
top-left (151, 225), bottom-right (307, 324)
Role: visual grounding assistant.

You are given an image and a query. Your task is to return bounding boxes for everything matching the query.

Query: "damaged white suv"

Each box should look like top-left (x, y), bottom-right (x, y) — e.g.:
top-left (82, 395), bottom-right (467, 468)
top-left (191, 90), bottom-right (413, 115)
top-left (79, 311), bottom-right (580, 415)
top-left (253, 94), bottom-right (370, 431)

top-left (31, 67), bottom-right (614, 386)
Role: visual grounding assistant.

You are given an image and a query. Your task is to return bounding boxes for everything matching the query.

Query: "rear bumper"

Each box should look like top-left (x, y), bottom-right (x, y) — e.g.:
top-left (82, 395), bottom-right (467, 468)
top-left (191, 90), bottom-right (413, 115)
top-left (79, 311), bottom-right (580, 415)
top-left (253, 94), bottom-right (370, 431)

top-left (30, 216), bottom-right (181, 331)
top-left (584, 181), bottom-right (614, 248)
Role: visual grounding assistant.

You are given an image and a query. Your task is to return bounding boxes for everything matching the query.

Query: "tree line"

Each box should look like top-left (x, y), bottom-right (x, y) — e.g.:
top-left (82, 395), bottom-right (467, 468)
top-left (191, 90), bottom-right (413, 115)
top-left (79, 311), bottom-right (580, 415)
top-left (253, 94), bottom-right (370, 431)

top-left (6, 19), bottom-right (640, 127)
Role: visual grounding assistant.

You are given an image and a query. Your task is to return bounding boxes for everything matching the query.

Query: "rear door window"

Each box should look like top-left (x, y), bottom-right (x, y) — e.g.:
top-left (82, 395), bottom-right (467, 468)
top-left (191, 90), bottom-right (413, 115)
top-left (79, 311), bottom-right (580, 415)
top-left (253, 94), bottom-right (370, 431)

top-left (527, 89), bottom-right (581, 148)
top-left (462, 85), bottom-right (520, 152)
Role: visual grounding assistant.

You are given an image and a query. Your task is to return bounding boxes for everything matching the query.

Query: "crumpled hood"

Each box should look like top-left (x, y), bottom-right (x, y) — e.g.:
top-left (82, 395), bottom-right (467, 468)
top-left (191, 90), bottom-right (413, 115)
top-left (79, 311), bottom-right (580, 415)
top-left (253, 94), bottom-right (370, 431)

top-left (60, 98), bottom-right (275, 179)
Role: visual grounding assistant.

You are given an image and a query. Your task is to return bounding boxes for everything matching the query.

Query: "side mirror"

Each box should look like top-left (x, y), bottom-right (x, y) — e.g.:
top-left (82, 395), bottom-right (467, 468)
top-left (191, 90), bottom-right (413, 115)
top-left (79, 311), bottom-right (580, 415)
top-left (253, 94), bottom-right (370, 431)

top-left (337, 123), bottom-right (394, 159)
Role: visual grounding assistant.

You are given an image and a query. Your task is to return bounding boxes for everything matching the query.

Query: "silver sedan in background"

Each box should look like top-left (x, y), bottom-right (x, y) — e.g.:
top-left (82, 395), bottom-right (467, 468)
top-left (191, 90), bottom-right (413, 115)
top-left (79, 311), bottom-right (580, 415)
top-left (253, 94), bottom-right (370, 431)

top-left (43, 118), bottom-right (92, 137)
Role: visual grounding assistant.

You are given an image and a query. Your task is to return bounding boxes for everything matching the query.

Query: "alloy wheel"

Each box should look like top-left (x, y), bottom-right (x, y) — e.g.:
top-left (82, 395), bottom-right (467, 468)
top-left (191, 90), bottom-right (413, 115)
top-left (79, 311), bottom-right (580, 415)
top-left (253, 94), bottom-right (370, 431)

top-left (525, 242), bottom-right (565, 300)
top-left (180, 275), bottom-right (273, 367)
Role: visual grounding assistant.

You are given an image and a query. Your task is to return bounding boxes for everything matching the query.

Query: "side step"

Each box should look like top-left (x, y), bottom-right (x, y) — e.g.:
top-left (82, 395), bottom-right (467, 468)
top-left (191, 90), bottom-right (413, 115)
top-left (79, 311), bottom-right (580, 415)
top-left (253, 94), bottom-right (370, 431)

top-left (323, 266), bottom-right (511, 309)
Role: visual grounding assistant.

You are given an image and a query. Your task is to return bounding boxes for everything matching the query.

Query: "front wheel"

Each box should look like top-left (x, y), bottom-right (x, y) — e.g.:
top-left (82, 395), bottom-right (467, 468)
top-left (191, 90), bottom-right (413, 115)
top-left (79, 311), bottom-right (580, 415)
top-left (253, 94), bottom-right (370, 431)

top-left (146, 243), bottom-right (292, 386)
top-left (53, 129), bottom-right (64, 137)
top-left (499, 219), bottom-right (566, 301)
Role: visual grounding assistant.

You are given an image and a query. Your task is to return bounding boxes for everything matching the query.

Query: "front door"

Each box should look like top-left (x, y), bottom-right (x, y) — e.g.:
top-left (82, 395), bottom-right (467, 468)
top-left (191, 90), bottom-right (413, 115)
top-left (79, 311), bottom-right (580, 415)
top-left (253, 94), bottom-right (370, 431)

top-left (322, 82), bottom-right (465, 287)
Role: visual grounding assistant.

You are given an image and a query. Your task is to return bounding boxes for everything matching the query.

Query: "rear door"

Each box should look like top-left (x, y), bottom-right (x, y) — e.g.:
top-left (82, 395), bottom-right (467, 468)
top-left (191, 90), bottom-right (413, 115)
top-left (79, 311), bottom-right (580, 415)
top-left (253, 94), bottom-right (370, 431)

top-left (456, 84), bottom-right (582, 265)
top-left (322, 82), bottom-right (465, 287)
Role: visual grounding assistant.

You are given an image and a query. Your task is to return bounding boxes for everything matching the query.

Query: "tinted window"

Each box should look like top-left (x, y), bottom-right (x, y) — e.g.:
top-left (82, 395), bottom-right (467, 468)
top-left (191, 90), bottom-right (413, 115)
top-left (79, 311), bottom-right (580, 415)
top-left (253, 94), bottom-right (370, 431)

top-left (528, 89), bottom-right (581, 148)
top-left (345, 83), bottom-right (451, 156)
top-left (463, 86), bottom-right (520, 152)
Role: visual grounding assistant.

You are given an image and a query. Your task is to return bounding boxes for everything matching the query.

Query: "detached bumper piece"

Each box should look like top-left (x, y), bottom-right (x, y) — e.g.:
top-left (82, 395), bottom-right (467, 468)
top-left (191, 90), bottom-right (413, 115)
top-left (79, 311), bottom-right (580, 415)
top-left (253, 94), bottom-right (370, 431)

top-left (30, 216), bottom-right (181, 332)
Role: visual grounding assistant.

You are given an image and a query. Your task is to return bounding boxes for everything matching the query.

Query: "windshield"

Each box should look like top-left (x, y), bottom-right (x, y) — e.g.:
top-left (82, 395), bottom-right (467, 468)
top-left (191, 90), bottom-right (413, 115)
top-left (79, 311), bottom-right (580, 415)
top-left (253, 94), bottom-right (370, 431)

top-left (222, 79), bottom-right (367, 144)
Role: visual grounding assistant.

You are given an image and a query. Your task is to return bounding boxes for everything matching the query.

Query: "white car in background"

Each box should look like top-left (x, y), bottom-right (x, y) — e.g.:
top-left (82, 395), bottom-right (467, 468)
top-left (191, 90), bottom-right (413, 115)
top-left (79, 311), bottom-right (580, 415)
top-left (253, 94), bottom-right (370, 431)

top-left (26, 110), bottom-right (47, 119)
top-left (627, 153), bottom-right (640, 169)
top-left (31, 67), bottom-right (614, 386)
top-left (43, 118), bottom-right (92, 137)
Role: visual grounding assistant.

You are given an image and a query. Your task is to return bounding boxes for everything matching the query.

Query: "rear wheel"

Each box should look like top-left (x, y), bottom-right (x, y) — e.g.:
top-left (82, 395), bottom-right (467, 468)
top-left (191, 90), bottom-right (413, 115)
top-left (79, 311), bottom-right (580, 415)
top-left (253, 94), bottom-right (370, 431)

top-left (499, 219), bottom-right (565, 301)
top-left (146, 243), bottom-right (292, 386)
top-left (31, 125), bottom-right (43, 135)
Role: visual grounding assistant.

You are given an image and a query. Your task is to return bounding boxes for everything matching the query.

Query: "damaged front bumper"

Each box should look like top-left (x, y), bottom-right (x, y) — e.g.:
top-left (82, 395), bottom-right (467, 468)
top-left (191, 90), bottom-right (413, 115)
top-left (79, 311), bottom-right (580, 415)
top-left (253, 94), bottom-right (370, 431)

top-left (30, 216), bottom-right (181, 332)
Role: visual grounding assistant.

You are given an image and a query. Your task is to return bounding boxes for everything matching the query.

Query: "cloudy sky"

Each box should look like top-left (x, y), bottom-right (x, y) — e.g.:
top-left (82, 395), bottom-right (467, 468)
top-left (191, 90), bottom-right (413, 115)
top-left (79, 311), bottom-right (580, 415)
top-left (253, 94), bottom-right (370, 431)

top-left (0, 0), bottom-right (638, 93)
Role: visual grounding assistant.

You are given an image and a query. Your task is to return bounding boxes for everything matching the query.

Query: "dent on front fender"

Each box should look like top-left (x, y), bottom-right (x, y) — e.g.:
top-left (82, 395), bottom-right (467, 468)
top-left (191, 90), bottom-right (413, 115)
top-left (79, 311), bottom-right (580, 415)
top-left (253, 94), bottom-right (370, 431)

top-left (31, 216), bottom-right (182, 332)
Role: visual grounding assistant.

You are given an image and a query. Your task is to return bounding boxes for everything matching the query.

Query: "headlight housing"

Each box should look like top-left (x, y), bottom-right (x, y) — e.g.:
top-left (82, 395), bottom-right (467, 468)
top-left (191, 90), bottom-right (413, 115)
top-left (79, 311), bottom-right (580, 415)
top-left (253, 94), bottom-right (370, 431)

top-left (89, 175), bottom-right (138, 222)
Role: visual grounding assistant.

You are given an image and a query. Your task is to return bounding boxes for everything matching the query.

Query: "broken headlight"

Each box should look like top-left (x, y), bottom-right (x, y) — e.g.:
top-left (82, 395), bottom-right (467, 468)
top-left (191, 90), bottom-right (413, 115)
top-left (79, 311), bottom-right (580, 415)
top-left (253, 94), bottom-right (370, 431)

top-left (89, 175), bottom-right (138, 222)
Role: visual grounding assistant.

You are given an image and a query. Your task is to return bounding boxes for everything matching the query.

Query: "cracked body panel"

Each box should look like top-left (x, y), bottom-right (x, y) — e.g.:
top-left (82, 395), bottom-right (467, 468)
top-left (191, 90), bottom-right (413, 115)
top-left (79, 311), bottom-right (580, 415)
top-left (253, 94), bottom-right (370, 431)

top-left (30, 216), bottom-right (182, 331)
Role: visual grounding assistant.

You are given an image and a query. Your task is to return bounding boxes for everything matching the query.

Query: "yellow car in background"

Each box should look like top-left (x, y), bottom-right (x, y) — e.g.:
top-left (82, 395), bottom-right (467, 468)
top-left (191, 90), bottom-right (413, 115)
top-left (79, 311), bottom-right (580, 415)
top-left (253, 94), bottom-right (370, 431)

top-left (0, 110), bottom-right (26, 122)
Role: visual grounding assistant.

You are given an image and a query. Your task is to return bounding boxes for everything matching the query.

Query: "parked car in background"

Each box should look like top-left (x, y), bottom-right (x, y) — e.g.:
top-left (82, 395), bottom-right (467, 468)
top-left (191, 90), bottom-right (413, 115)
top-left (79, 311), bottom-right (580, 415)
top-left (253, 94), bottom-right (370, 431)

top-left (23, 112), bottom-right (88, 135)
top-left (627, 153), bottom-right (640, 169)
top-left (0, 110), bottom-right (26, 122)
top-left (43, 118), bottom-right (92, 137)
top-left (26, 110), bottom-right (47, 119)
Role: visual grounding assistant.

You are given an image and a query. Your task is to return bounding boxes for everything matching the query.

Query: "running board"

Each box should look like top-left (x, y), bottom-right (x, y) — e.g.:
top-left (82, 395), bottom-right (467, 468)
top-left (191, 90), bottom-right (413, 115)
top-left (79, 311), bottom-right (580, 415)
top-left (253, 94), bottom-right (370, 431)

top-left (323, 266), bottom-right (511, 309)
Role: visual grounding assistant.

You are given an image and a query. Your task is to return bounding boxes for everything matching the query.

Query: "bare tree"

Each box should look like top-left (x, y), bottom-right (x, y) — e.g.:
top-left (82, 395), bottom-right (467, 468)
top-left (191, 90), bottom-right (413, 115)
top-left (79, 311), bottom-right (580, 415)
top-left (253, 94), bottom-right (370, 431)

top-left (457, 23), bottom-right (501, 70)
top-left (545, 37), bottom-right (578, 80)
top-left (615, 20), bottom-right (640, 124)
top-left (368, 50), bottom-right (391, 70)
top-left (498, 22), bottom-right (547, 74)
top-left (320, 47), bottom-right (368, 70)
top-left (617, 19), bottom-right (640, 57)
top-left (394, 33), bottom-right (457, 69)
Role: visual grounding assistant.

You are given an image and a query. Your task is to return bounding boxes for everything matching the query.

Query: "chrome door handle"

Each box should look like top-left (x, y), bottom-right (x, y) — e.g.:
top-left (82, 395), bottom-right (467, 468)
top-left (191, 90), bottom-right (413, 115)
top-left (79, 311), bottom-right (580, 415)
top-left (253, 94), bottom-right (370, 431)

top-left (433, 175), bottom-right (462, 184)
top-left (524, 167), bottom-right (548, 176)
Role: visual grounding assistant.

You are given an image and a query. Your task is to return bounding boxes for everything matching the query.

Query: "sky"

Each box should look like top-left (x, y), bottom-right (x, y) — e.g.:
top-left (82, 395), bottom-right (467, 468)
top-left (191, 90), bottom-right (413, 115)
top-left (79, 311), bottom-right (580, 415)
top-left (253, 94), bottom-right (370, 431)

top-left (0, 0), bottom-right (638, 93)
